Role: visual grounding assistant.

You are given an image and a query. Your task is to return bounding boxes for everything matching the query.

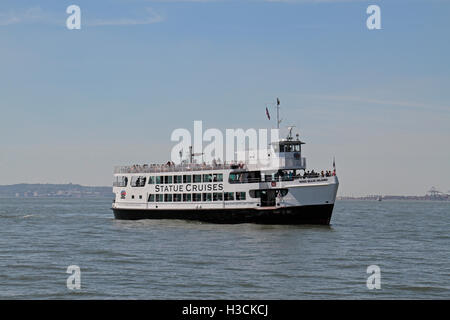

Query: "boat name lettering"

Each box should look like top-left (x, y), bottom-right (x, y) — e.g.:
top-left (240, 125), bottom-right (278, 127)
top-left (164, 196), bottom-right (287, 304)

top-left (154, 184), bottom-right (224, 193)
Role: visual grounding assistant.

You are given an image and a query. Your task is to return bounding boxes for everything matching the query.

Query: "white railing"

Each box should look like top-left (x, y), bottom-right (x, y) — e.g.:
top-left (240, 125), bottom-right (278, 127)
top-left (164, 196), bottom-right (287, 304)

top-left (114, 163), bottom-right (245, 174)
top-left (114, 157), bottom-right (307, 174)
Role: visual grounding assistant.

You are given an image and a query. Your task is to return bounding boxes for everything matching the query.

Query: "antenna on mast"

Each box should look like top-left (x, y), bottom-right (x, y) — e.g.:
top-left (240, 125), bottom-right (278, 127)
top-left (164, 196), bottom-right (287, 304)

top-left (287, 126), bottom-right (296, 140)
top-left (276, 97), bottom-right (282, 129)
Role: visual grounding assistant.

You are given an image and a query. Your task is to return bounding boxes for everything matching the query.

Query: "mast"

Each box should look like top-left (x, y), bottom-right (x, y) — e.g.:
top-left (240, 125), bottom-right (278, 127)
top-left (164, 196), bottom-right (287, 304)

top-left (276, 97), bottom-right (281, 129)
top-left (189, 145), bottom-right (204, 163)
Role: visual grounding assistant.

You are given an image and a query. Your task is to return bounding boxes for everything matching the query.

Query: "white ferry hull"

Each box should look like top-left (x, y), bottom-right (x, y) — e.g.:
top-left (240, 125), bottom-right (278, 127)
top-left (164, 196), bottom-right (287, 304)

top-left (112, 177), bottom-right (339, 225)
top-left (112, 123), bottom-right (340, 225)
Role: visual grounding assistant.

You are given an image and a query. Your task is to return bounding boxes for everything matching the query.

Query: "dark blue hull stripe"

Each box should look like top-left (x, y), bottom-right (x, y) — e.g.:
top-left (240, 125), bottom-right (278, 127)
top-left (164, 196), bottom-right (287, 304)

top-left (112, 204), bottom-right (334, 225)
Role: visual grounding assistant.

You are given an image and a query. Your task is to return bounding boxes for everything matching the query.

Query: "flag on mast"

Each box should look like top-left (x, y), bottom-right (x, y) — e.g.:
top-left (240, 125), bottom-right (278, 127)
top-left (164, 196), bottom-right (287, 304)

top-left (277, 98), bottom-right (280, 106)
top-left (333, 157), bottom-right (336, 175)
top-left (266, 107), bottom-right (271, 120)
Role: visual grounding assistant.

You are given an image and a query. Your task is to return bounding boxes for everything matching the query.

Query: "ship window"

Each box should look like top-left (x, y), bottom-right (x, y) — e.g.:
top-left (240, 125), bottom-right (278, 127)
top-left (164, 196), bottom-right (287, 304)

top-left (249, 190), bottom-right (261, 198)
top-left (229, 171), bottom-right (261, 184)
top-left (173, 194), bottom-right (182, 202)
top-left (193, 175), bottom-right (202, 183)
top-left (131, 176), bottom-right (146, 187)
top-left (174, 175), bottom-right (182, 184)
top-left (213, 192), bottom-right (223, 201)
top-left (213, 173), bottom-right (223, 182)
top-left (139, 195), bottom-right (142, 199)
top-left (236, 192), bottom-right (246, 200)
top-left (229, 173), bottom-right (238, 183)
top-left (224, 192), bottom-right (234, 201)
top-left (164, 176), bottom-right (173, 184)
top-left (131, 195), bottom-right (135, 199)
top-left (183, 175), bottom-right (192, 183)
top-left (155, 194), bottom-right (163, 202)
top-left (164, 194), bottom-right (172, 202)
top-left (249, 189), bottom-right (288, 198)
top-left (202, 174), bottom-right (212, 183)
top-left (275, 170), bottom-right (295, 181)
top-left (183, 193), bottom-right (192, 202)
top-left (148, 176), bottom-right (155, 184)
top-left (279, 143), bottom-right (301, 152)
top-left (155, 176), bottom-right (162, 184)
top-left (192, 193), bottom-right (202, 202)
top-left (113, 176), bottom-right (128, 187)
top-left (148, 194), bottom-right (155, 202)
top-left (202, 193), bottom-right (212, 201)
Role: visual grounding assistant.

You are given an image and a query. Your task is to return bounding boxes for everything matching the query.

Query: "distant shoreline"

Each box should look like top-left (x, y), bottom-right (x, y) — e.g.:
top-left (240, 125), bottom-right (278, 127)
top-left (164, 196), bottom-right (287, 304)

top-left (0, 183), bottom-right (113, 198)
top-left (338, 196), bottom-right (449, 201)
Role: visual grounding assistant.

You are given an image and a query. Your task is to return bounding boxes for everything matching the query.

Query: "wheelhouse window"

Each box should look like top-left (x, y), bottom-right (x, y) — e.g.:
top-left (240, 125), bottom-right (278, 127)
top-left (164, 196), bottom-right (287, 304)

top-left (193, 175), bottom-right (202, 183)
top-left (155, 176), bottom-right (162, 184)
top-left (279, 142), bottom-right (302, 153)
top-left (183, 175), bottom-right (192, 183)
top-left (131, 176), bottom-right (146, 187)
top-left (148, 176), bottom-right (155, 184)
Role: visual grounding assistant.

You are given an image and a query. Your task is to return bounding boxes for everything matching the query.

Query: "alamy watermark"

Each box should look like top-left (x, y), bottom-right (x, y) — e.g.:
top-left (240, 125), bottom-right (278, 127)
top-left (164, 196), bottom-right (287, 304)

top-left (64, 5), bottom-right (381, 31)
top-left (170, 121), bottom-right (281, 166)
top-left (66, 265), bottom-right (81, 290)
top-left (366, 265), bottom-right (381, 289)
top-left (367, 5), bottom-right (381, 30)
top-left (66, 5), bottom-right (81, 30)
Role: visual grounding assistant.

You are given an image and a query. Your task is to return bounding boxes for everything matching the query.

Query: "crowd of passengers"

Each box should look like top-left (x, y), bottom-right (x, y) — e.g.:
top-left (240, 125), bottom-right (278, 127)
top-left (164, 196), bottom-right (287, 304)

top-left (302, 170), bottom-right (335, 178)
top-left (126, 160), bottom-right (245, 173)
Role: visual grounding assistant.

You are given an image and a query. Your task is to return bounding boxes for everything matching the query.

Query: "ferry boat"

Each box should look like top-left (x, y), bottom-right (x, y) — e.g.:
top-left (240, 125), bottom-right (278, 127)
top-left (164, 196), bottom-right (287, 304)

top-left (112, 115), bottom-right (339, 225)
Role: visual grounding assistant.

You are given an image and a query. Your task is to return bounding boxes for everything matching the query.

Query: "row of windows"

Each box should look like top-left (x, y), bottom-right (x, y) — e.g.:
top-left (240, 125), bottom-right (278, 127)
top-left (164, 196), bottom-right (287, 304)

top-left (149, 173), bottom-right (223, 185)
top-left (147, 192), bottom-right (246, 202)
top-left (116, 174), bottom-right (224, 187)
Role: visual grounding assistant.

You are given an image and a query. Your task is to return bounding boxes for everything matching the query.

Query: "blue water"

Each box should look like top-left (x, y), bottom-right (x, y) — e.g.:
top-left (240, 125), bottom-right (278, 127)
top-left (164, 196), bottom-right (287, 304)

top-left (0, 198), bottom-right (448, 299)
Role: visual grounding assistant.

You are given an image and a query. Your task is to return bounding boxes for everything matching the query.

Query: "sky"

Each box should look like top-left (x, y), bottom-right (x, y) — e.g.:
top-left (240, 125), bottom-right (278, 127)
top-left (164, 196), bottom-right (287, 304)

top-left (0, 0), bottom-right (449, 196)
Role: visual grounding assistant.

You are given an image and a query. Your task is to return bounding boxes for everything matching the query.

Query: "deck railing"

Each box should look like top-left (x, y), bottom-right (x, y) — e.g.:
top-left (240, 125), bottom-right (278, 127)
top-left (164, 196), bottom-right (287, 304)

top-left (114, 163), bottom-right (244, 174)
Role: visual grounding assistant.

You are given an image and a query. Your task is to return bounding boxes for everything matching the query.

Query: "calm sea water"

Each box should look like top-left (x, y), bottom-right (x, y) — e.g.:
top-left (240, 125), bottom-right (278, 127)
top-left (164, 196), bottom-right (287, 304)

top-left (0, 198), bottom-right (448, 299)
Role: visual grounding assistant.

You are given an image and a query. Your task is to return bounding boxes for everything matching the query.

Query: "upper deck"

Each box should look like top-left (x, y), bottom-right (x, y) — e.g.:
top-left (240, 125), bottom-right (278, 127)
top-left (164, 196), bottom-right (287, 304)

top-left (114, 162), bottom-right (245, 174)
top-left (114, 133), bottom-right (308, 175)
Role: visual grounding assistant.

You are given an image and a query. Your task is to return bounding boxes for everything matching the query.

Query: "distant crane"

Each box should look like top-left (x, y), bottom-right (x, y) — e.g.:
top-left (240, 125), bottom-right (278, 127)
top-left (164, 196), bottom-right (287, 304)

top-left (427, 187), bottom-right (444, 199)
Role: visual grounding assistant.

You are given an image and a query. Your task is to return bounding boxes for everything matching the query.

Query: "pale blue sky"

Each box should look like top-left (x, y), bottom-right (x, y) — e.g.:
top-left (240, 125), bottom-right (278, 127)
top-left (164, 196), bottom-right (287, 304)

top-left (0, 0), bottom-right (449, 196)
